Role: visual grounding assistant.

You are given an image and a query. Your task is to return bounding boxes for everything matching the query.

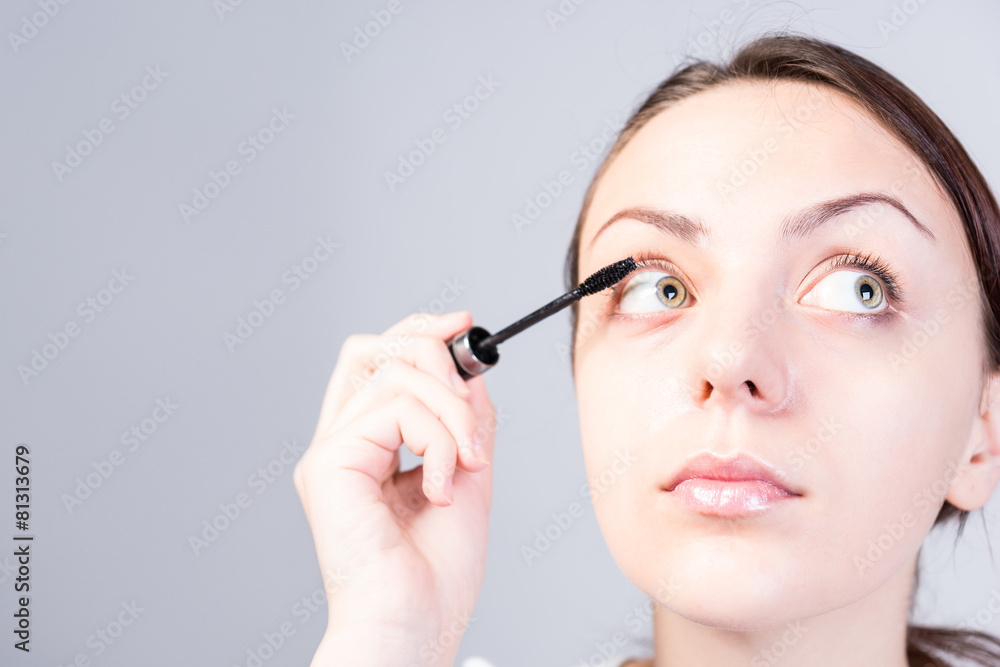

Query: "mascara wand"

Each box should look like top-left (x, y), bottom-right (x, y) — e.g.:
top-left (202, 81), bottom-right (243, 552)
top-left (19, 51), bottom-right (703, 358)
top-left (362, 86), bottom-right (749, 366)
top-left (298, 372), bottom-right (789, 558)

top-left (447, 256), bottom-right (637, 380)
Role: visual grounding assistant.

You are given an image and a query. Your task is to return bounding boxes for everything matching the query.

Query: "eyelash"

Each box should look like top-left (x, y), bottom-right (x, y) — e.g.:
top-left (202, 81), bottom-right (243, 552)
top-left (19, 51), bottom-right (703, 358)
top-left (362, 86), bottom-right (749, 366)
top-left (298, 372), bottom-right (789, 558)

top-left (610, 248), bottom-right (906, 318)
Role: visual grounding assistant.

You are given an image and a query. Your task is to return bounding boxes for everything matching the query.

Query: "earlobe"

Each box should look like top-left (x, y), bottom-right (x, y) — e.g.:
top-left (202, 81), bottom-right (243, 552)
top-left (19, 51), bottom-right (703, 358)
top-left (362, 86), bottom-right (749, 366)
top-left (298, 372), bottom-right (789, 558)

top-left (947, 368), bottom-right (1000, 511)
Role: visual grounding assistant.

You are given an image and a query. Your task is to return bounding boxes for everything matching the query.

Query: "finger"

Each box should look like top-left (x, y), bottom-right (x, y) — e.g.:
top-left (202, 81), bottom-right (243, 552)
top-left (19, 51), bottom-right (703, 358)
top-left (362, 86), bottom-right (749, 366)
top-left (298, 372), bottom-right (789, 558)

top-left (420, 436), bottom-right (457, 506)
top-left (381, 309), bottom-right (472, 339)
top-left (294, 393), bottom-right (456, 530)
top-left (377, 310), bottom-right (473, 394)
top-left (327, 361), bottom-right (488, 474)
top-left (336, 394), bottom-right (459, 506)
top-left (465, 374), bottom-right (497, 463)
top-left (344, 334), bottom-right (472, 406)
top-left (313, 312), bottom-right (474, 436)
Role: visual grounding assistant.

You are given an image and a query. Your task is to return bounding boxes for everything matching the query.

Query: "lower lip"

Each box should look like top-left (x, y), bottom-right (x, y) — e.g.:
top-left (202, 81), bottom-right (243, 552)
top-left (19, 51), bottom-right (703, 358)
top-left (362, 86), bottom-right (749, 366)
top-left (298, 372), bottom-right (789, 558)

top-left (666, 479), bottom-right (796, 517)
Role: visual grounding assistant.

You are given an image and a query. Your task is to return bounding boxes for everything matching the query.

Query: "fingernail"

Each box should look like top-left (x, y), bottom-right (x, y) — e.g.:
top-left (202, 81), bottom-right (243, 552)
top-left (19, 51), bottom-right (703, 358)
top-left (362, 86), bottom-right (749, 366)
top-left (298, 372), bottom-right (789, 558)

top-left (443, 475), bottom-right (454, 503)
top-left (450, 368), bottom-right (470, 394)
top-left (472, 436), bottom-right (490, 466)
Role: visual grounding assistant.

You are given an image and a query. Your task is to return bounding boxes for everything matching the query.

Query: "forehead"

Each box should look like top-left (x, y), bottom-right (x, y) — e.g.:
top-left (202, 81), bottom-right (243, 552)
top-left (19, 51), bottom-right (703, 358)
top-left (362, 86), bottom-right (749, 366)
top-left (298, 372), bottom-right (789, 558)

top-left (579, 80), bottom-right (949, 252)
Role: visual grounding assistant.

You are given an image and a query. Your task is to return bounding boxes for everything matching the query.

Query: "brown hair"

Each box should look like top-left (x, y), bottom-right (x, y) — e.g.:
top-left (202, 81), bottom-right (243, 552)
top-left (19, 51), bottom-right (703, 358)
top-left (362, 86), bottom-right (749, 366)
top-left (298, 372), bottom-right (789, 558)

top-left (564, 32), bottom-right (1000, 666)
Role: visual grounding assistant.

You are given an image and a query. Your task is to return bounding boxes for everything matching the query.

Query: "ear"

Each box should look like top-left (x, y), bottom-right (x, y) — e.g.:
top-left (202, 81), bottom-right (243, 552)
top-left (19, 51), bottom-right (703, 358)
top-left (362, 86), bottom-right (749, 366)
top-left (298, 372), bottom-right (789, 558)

top-left (947, 368), bottom-right (1000, 511)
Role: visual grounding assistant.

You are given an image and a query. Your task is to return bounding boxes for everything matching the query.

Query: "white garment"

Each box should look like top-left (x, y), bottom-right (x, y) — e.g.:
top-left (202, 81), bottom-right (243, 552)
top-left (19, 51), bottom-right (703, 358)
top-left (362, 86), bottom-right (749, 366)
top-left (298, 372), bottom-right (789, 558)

top-left (462, 646), bottom-right (650, 667)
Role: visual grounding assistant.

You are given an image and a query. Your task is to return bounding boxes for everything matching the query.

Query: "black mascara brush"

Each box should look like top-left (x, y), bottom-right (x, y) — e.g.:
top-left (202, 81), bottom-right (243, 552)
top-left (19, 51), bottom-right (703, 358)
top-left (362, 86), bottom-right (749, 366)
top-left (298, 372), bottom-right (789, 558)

top-left (447, 257), bottom-right (637, 380)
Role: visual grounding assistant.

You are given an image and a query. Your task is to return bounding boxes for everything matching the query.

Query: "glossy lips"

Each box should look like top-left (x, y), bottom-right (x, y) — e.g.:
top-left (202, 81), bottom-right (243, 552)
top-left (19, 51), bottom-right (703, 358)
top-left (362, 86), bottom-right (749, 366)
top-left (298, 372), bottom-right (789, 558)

top-left (662, 452), bottom-right (801, 517)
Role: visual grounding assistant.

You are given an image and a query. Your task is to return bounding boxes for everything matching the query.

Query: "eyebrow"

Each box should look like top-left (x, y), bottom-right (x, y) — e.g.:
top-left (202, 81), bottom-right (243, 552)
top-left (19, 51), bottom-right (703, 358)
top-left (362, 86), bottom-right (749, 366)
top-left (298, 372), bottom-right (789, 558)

top-left (586, 192), bottom-right (937, 250)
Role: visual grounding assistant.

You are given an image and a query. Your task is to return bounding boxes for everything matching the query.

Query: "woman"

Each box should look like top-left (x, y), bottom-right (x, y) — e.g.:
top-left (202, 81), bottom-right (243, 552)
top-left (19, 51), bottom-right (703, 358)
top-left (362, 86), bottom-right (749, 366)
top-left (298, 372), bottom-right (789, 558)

top-left (294, 33), bottom-right (1000, 666)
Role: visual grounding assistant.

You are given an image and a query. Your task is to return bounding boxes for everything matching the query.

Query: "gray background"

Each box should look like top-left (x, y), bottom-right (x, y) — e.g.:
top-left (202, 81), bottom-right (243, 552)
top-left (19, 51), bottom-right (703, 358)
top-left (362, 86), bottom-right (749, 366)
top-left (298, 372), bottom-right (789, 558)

top-left (2, 1), bottom-right (999, 665)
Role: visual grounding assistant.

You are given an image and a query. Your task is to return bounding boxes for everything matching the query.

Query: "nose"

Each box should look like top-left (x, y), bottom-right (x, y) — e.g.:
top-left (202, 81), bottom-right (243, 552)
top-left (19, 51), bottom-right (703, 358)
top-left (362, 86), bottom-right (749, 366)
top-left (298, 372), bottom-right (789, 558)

top-left (686, 286), bottom-right (794, 415)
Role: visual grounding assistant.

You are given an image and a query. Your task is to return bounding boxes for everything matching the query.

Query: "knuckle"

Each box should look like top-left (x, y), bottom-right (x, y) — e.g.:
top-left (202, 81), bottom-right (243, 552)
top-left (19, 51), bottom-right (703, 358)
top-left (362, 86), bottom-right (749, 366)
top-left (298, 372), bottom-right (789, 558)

top-left (340, 333), bottom-right (372, 358)
top-left (295, 445), bottom-right (336, 481)
top-left (393, 392), bottom-right (422, 412)
top-left (339, 333), bottom-right (360, 359)
top-left (406, 335), bottom-right (444, 363)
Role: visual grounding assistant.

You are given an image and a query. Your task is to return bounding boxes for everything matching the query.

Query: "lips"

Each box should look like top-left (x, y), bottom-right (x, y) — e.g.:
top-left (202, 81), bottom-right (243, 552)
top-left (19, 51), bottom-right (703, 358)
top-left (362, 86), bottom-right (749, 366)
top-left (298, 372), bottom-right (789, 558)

top-left (662, 452), bottom-right (801, 496)
top-left (661, 452), bottom-right (802, 517)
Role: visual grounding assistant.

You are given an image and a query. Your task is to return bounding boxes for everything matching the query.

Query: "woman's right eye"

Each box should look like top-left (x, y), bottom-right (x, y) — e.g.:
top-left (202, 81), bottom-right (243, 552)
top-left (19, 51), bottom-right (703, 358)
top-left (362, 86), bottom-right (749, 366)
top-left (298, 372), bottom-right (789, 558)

top-left (618, 270), bottom-right (691, 314)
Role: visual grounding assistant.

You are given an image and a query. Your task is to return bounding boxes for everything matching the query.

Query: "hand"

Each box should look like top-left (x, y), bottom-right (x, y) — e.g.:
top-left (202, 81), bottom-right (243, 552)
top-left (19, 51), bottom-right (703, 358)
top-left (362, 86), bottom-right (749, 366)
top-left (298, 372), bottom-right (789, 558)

top-left (294, 310), bottom-right (496, 667)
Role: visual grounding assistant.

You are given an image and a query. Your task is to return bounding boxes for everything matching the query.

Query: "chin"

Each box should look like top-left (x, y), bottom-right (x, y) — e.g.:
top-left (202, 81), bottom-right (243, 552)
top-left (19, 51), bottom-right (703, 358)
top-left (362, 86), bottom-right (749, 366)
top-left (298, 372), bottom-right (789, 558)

top-left (614, 542), bottom-right (828, 631)
top-left (666, 600), bottom-right (801, 632)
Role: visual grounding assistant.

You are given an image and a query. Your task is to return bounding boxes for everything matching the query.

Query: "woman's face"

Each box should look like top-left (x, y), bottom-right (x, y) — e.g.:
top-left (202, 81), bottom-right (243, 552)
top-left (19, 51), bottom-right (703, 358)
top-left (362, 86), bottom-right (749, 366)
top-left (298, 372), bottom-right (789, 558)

top-left (573, 80), bottom-right (986, 628)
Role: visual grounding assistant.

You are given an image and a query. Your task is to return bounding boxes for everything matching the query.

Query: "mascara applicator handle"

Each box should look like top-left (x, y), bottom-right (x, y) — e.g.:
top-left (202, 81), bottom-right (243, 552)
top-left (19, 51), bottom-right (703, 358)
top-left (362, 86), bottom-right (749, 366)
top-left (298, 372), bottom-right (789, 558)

top-left (447, 326), bottom-right (499, 380)
top-left (445, 256), bottom-right (637, 380)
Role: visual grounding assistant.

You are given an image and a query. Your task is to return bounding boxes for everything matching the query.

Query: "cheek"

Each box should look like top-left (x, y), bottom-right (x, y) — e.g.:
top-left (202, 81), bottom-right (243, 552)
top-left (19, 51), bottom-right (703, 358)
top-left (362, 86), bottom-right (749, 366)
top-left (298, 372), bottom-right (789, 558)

top-left (797, 332), bottom-right (980, 581)
top-left (858, 308), bottom-right (983, 496)
top-left (576, 349), bottom-right (657, 505)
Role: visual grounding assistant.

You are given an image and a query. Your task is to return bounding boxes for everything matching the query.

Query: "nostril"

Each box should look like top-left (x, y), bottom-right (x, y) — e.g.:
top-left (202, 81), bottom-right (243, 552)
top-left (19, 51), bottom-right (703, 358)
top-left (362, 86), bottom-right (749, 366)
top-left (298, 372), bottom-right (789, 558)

top-left (700, 380), bottom-right (713, 402)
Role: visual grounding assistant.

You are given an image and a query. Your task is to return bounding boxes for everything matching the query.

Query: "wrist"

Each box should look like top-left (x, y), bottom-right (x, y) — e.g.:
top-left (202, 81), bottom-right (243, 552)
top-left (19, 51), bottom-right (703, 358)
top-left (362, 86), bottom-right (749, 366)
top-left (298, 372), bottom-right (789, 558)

top-left (311, 622), bottom-right (460, 667)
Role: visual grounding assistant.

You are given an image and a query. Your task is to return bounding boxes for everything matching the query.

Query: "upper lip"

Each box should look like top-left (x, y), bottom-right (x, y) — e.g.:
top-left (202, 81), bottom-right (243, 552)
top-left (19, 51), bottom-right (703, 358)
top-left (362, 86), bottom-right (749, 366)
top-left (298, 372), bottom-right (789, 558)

top-left (662, 452), bottom-right (801, 496)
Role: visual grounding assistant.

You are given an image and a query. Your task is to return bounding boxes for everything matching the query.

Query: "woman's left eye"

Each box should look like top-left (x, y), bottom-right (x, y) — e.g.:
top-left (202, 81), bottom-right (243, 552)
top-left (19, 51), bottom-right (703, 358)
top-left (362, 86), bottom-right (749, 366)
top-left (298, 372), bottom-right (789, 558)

top-left (800, 269), bottom-right (887, 313)
top-left (618, 270), bottom-right (690, 314)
